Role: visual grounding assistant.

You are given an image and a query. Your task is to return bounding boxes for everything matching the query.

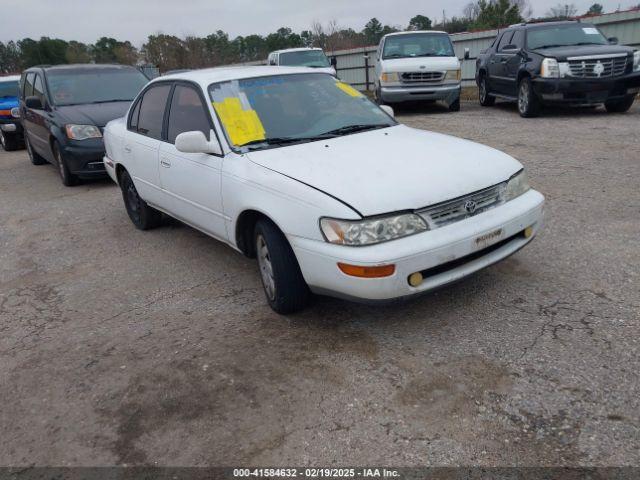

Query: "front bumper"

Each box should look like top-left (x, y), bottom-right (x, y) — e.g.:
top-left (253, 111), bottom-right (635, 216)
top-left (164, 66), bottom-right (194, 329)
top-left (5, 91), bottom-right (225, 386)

top-left (290, 189), bottom-right (544, 303)
top-left (60, 139), bottom-right (108, 178)
top-left (380, 83), bottom-right (461, 103)
top-left (0, 119), bottom-right (23, 134)
top-left (533, 71), bottom-right (640, 104)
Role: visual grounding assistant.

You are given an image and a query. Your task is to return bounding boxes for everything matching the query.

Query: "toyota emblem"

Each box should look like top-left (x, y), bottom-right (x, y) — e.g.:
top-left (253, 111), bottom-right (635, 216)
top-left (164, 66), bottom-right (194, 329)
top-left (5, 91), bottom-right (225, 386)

top-left (464, 200), bottom-right (477, 214)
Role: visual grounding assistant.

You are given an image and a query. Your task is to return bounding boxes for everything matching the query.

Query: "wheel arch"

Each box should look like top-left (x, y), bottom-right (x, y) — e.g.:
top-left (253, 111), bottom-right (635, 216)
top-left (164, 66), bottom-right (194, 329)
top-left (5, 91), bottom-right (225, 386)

top-left (235, 209), bottom-right (287, 258)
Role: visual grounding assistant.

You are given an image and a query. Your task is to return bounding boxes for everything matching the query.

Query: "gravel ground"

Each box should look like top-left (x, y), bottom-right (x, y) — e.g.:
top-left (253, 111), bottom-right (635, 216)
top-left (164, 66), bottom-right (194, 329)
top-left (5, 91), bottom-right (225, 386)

top-left (1, 100), bottom-right (639, 468)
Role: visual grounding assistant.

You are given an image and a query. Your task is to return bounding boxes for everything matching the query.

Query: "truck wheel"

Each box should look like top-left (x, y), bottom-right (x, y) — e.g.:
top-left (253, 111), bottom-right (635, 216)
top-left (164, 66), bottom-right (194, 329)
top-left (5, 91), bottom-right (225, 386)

top-left (254, 218), bottom-right (310, 314)
top-left (449, 96), bottom-right (461, 112)
top-left (478, 75), bottom-right (495, 106)
top-left (0, 130), bottom-right (20, 151)
top-left (53, 141), bottom-right (79, 186)
top-left (605, 95), bottom-right (635, 113)
top-left (25, 135), bottom-right (46, 164)
top-left (517, 77), bottom-right (540, 118)
top-left (119, 170), bottom-right (162, 230)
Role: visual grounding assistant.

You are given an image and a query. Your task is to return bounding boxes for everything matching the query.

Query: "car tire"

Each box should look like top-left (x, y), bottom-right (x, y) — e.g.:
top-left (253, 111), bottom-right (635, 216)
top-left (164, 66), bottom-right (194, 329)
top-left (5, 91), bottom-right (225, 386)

top-left (374, 85), bottom-right (383, 105)
top-left (119, 170), bottom-right (162, 230)
top-left (449, 96), bottom-right (461, 112)
top-left (53, 141), bottom-right (79, 186)
top-left (25, 135), bottom-right (46, 165)
top-left (0, 130), bottom-right (20, 151)
top-left (604, 95), bottom-right (635, 113)
top-left (478, 75), bottom-right (495, 107)
top-left (254, 218), bottom-right (310, 314)
top-left (517, 76), bottom-right (540, 118)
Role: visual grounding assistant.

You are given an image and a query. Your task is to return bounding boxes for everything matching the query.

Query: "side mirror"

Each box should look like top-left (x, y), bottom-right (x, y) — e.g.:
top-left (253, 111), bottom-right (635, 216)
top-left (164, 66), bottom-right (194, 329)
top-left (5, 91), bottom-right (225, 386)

top-left (608, 37), bottom-right (619, 45)
top-left (464, 48), bottom-right (470, 60)
top-left (330, 56), bottom-right (337, 67)
top-left (380, 105), bottom-right (394, 118)
top-left (175, 130), bottom-right (223, 155)
top-left (25, 95), bottom-right (43, 110)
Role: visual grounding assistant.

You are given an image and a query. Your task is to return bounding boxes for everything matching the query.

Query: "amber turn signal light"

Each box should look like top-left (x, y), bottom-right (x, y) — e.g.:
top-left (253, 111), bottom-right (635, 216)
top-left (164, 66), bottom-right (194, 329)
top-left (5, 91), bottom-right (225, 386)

top-left (337, 263), bottom-right (395, 278)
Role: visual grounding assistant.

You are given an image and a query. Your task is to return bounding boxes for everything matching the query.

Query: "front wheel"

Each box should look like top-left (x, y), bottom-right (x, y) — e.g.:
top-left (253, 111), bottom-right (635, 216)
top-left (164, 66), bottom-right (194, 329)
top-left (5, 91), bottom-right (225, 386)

top-left (25, 135), bottom-right (46, 165)
top-left (0, 130), bottom-right (20, 151)
top-left (53, 141), bottom-right (79, 186)
top-left (119, 170), bottom-right (162, 230)
top-left (448, 96), bottom-right (461, 112)
top-left (254, 219), bottom-right (310, 314)
top-left (605, 95), bottom-right (635, 113)
top-left (517, 77), bottom-right (540, 118)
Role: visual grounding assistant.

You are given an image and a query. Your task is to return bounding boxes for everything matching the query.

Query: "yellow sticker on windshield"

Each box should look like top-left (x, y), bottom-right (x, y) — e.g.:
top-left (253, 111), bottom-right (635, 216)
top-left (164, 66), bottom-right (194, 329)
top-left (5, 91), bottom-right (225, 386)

top-left (336, 81), bottom-right (363, 97)
top-left (212, 97), bottom-right (266, 146)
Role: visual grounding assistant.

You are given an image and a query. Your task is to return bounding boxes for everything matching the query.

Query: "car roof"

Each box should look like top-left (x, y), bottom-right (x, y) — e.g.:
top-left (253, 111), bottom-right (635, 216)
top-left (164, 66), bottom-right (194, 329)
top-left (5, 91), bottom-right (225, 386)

top-left (271, 47), bottom-right (323, 54)
top-left (157, 66), bottom-right (329, 88)
top-left (26, 63), bottom-right (139, 72)
top-left (0, 74), bottom-right (21, 82)
top-left (511, 20), bottom-right (586, 29)
top-left (383, 30), bottom-right (448, 38)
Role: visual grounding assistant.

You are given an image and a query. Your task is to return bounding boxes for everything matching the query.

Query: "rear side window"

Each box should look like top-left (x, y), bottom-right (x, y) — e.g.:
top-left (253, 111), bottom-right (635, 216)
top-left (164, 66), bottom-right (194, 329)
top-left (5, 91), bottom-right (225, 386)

top-left (23, 73), bottom-right (35, 98)
top-left (33, 74), bottom-right (46, 106)
top-left (498, 31), bottom-right (514, 51)
top-left (136, 84), bottom-right (171, 140)
top-left (167, 85), bottom-right (211, 144)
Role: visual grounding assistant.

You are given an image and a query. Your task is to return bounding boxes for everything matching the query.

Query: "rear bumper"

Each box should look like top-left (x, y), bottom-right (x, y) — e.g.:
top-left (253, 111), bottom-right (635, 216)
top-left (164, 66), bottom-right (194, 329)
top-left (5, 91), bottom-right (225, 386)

top-left (60, 140), bottom-right (108, 178)
top-left (380, 83), bottom-right (461, 103)
top-left (533, 72), bottom-right (640, 104)
top-left (290, 189), bottom-right (544, 303)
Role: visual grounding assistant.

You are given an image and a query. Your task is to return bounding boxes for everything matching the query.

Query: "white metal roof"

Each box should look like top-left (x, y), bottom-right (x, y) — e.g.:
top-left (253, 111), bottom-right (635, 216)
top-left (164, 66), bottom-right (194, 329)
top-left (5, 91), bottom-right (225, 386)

top-left (270, 47), bottom-right (323, 54)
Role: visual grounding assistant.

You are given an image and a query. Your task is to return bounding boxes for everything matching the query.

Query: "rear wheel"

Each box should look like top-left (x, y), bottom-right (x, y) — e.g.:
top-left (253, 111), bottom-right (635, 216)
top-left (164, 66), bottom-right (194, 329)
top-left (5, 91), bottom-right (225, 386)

top-left (0, 130), bottom-right (20, 151)
top-left (605, 95), bottom-right (635, 113)
top-left (478, 75), bottom-right (495, 107)
top-left (254, 219), bottom-right (310, 314)
top-left (517, 77), bottom-right (540, 118)
top-left (119, 170), bottom-right (162, 230)
top-left (25, 135), bottom-right (46, 165)
top-left (53, 141), bottom-right (79, 186)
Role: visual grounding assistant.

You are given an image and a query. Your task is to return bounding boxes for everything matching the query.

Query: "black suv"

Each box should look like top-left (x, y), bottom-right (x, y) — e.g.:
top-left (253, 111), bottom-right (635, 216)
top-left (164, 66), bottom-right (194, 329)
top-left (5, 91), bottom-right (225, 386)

top-left (20, 64), bottom-right (149, 185)
top-left (475, 21), bottom-right (640, 117)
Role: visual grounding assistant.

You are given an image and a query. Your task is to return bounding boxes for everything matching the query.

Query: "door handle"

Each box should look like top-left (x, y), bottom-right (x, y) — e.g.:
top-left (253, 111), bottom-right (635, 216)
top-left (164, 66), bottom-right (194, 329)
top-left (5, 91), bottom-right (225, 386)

top-left (160, 158), bottom-right (171, 168)
top-left (124, 145), bottom-right (132, 153)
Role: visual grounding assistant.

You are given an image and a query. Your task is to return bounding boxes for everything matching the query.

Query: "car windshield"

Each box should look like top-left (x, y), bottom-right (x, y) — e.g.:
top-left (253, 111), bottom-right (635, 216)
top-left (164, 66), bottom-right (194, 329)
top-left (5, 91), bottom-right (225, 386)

top-left (383, 33), bottom-right (454, 59)
top-left (46, 68), bottom-right (149, 106)
top-left (0, 80), bottom-right (19, 98)
top-left (278, 50), bottom-right (331, 68)
top-left (527, 24), bottom-right (608, 49)
top-left (208, 73), bottom-right (395, 151)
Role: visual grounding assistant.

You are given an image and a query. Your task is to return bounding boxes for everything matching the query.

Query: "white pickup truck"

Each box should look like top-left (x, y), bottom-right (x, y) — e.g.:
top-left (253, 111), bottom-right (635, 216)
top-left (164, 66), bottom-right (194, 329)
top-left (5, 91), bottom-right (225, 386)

top-left (374, 31), bottom-right (468, 111)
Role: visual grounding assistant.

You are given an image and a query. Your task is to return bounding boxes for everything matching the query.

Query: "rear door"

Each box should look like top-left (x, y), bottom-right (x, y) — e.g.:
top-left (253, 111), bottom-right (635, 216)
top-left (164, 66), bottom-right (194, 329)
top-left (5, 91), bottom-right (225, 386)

top-left (489, 31), bottom-right (514, 94)
top-left (158, 83), bottom-right (226, 240)
top-left (503, 29), bottom-right (526, 96)
top-left (123, 83), bottom-right (172, 208)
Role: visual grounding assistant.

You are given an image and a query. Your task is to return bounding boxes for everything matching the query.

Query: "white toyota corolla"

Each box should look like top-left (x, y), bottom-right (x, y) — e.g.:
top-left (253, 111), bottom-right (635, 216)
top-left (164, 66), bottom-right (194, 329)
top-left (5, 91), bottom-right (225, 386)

top-left (103, 67), bottom-right (544, 313)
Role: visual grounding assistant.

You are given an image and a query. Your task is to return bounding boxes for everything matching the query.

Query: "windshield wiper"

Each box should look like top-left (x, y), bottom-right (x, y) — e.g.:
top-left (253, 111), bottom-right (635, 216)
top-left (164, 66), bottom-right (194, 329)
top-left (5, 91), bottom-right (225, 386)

top-left (240, 134), bottom-right (337, 148)
top-left (89, 99), bottom-right (134, 104)
top-left (320, 124), bottom-right (389, 136)
top-left (533, 44), bottom-right (564, 49)
top-left (573, 42), bottom-right (603, 46)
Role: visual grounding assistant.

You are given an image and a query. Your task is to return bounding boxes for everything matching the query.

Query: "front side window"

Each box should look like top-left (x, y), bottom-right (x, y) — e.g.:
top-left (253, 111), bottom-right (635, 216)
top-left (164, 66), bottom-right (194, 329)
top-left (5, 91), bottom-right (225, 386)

top-left (23, 73), bottom-right (35, 98)
top-left (208, 73), bottom-right (395, 151)
top-left (527, 24), bottom-right (608, 50)
top-left (167, 85), bottom-right (211, 144)
top-left (33, 74), bottom-right (46, 106)
top-left (136, 84), bottom-right (171, 140)
top-left (382, 33), bottom-right (455, 59)
top-left (498, 31), bottom-right (515, 51)
top-left (0, 80), bottom-right (19, 98)
top-left (45, 67), bottom-right (149, 106)
top-left (278, 50), bottom-right (330, 68)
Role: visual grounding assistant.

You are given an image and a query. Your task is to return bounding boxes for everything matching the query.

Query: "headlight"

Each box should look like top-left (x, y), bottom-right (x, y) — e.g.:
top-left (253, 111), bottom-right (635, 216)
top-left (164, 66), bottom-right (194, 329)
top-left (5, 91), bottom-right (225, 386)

top-left (540, 58), bottom-right (560, 78)
top-left (320, 213), bottom-right (428, 246)
top-left (444, 69), bottom-right (461, 81)
top-left (380, 72), bottom-right (399, 84)
top-left (11, 107), bottom-right (20, 118)
top-left (633, 51), bottom-right (640, 72)
top-left (65, 124), bottom-right (102, 140)
top-left (504, 170), bottom-right (530, 201)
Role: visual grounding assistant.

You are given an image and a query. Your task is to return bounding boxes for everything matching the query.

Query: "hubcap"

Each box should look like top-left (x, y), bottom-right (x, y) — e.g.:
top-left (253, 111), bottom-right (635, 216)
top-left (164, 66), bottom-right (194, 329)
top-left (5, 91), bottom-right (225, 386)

top-left (256, 234), bottom-right (276, 301)
top-left (0, 131), bottom-right (5, 148)
top-left (480, 79), bottom-right (486, 102)
top-left (55, 148), bottom-right (66, 179)
top-left (126, 181), bottom-right (140, 216)
top-left (519, 82), bottom-right (529, 113)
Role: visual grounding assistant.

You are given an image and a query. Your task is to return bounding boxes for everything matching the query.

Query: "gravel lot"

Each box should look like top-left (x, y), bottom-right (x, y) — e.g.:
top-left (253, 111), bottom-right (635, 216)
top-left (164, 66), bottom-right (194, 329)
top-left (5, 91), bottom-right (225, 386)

top-left (1, 101), bottom-right (639, 468)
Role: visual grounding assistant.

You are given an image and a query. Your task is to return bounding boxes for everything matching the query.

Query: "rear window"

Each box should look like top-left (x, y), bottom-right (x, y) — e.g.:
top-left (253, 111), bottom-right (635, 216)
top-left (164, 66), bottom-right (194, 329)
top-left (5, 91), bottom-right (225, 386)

top-left (45, 68), bottom-right (149, 106)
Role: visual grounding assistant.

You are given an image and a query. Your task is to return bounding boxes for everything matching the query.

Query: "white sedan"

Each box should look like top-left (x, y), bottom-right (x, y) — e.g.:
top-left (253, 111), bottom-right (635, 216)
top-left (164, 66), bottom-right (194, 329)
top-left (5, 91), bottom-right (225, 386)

top-left (103, 67), bottom-right (544, 313)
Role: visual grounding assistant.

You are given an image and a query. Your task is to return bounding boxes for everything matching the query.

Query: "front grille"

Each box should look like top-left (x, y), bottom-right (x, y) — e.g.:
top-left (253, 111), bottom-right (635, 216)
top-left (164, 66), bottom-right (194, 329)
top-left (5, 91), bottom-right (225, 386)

top-left (567, 55), bottom-right (628, 78)
top-left (418, 183), bottom-right (506, 228)
top-left (401, 71), bottom-right (444, 83)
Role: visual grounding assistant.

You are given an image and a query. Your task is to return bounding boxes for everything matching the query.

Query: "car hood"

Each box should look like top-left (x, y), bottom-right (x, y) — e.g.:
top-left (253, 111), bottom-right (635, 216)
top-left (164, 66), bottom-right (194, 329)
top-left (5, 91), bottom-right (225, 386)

top-left (533, 44), bottom-right (634, 61)
top-left (381, 56), bottom-right (460, 72)
top-left (54, 101), bottom-right (132, 128)
top-left (0, 96), bottom-right (19, 110)
top-left (246, 125), bottom-right (522, 217)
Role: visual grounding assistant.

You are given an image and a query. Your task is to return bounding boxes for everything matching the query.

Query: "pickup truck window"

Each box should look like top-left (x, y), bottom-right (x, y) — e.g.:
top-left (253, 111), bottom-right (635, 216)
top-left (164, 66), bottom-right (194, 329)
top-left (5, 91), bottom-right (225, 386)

top-left (527, 24), bottom-right (608, 50)
top-left (167, 85), bottom-right (211, 143)
top-left (382, 33), bottom-right (454, 59)
top-left (136, 84), bottom-right (171, 140)
top-left (278, 50), bottom-right (330, 68)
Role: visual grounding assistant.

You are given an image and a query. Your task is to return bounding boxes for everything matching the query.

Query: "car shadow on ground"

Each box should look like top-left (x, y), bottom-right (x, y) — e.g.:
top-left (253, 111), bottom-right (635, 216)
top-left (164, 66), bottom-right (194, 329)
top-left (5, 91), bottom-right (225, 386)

top-left (489, 99), bottom-right (637, 118)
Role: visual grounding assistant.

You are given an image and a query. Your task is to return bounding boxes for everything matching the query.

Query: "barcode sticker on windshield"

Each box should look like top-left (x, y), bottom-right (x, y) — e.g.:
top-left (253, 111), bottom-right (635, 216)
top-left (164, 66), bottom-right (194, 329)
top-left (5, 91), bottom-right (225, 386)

top-left (582, 27), bottom-right (600, 35)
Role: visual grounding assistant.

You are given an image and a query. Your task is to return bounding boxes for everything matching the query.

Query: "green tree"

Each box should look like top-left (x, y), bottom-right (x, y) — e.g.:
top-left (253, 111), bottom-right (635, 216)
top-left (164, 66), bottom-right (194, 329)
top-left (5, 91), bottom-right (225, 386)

top-left (142, 34), bottom-right (187, 71)
top-left (65, 41), bottom-right (91, 63)
top-left (586, 3), bottom-right (604, 15)
top-left (363, 18), bottom-right (383, 44)
top-left (471, 0), bottom-right (523, 29)
top-left (0, 41), bottom-right (22, 73)
top-left (546, 3), bottom-right (577, 18)
top-left (18, 37), bottom-right (68, 67)
top-left (408, 15), bottom-right (433, 31)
